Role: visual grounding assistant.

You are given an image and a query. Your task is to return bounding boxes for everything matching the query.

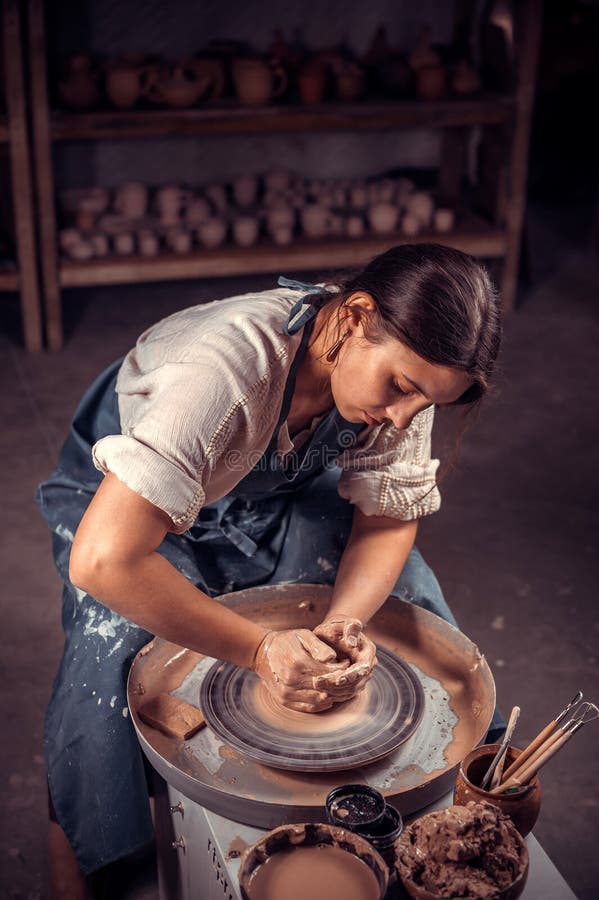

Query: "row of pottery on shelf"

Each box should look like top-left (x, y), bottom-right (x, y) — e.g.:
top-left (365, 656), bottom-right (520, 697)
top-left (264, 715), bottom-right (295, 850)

top-left (58, 204), bottom-right (455, 262)
top-left (57, 24), bottom-right (482, 111)
top-left (58, 52), bottom-right (365, 109)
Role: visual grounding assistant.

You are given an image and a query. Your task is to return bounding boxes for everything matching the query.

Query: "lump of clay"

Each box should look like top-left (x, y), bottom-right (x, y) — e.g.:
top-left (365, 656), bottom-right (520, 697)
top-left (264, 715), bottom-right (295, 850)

top-left (395, 801), bottom-right (528, 899)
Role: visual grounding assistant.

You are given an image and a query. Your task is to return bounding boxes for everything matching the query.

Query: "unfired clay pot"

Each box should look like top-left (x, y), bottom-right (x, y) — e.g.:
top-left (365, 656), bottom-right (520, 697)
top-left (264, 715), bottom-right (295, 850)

top-left (233, 216), bottom-right (259, 248)
top-left (368, 202), bottom-right (399, 235)
top-left (198, 217), bottom-right (227, 249)
top-left (233, 175), bottom-right (259, 208)
top-left (113, 182), bottom-right (148, 220)
top-left (433, 208), bottom-right (455, 233)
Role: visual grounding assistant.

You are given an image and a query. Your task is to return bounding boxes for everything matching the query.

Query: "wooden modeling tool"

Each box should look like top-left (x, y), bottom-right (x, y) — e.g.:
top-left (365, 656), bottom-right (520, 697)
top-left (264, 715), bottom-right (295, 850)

top-left (490, 705), bottom-right (520, 788)
top-left (500, 691), bottom-right (582, 782)
top-left (480, 705), bottom-right (520, 790)
top-left (138, 692), bottom-right (206, 739)
top-left (493, 701), bottom-right (598, 794)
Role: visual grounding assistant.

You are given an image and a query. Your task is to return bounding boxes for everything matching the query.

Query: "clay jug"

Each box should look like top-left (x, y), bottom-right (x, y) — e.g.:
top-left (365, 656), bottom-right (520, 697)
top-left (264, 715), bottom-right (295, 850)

top-left (58, 54), bottom-right (99, 111)
top-left (232, 58), bottom-right (288, 106)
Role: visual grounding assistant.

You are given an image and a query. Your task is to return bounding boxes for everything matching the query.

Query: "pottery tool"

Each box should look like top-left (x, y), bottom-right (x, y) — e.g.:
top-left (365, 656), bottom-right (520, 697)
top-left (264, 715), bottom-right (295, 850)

top-left (492, 702), bottom-right (598, 794)
top-left (480, 705), bottom-right (520, 790)
top-left (138, 691), bottom-right (206, 739)
top-left (488, 705), bottom-right (520, 789)
top-left (500, 691), bottom-right (583, 783)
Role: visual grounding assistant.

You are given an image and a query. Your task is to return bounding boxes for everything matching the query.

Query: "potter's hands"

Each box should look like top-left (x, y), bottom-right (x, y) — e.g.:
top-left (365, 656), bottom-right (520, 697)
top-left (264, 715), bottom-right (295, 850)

top-left (312, 614), bottom-right (377, 699)
top-left (252, 628), bottom-right (352, 713)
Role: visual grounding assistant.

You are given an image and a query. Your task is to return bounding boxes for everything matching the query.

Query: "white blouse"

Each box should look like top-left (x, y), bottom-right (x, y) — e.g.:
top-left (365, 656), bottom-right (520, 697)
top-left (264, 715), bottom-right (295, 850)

top-left (92, 287), bottom-right (441, 533)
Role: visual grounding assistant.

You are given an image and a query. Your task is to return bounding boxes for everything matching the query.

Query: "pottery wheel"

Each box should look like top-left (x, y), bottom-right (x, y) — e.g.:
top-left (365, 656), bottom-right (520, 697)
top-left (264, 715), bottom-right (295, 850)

top-left (128, 584), bottom-right (495, 829)
top-left (199, 646), bottom-right (424, 772)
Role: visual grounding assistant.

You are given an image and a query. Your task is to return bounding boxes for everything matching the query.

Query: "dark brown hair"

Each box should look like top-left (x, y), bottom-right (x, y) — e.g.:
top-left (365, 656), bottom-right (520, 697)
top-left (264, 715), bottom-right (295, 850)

top-left (323, 243), bottom-right (502, 406)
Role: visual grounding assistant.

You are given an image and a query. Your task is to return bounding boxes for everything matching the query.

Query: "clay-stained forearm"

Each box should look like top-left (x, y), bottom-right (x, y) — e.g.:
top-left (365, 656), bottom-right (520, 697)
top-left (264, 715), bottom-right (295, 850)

top-left (327, 509), bottom-right (418, 625)
top-left (69, 473), bottom-right (267, 670)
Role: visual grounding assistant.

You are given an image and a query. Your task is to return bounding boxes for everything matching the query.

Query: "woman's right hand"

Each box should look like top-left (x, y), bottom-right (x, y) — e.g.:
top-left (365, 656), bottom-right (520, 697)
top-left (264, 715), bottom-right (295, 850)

top-left (252, 629), bottom-right (354, 712)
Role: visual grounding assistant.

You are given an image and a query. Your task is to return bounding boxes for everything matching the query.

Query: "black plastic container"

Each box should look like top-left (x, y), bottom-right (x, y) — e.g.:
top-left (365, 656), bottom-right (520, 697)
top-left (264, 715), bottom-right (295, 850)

top-left (325, 784), bottom-right (386, 830)
top-left (355, 803), bottom-right (403, 869)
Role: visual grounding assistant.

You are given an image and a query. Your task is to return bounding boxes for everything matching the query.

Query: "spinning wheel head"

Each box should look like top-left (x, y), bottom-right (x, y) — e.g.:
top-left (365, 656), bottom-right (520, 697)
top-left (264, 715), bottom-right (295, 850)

top-left (200, 645), bottom-right (425, 772)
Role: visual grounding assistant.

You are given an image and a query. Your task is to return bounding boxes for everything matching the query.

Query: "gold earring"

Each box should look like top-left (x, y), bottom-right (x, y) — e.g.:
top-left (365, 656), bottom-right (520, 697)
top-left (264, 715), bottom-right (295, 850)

top-left (326, 328), bottom-right (351, 362)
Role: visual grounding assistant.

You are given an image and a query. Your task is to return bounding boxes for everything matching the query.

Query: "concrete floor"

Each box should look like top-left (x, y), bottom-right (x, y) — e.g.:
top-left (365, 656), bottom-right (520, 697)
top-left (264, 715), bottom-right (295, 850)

top-left (1, 207), bottom-right (598, 899)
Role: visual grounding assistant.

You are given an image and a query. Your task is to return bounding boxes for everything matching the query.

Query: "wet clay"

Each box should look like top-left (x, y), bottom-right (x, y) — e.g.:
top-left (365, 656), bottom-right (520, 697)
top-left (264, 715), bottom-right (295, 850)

top-left (250, 677), bottom-right (368, 735)
top-left (246, 845), bottom-right (380, 900)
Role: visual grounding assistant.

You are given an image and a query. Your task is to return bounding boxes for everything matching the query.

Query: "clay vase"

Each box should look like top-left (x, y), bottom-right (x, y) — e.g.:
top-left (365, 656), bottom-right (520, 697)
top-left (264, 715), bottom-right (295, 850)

top-left (454, 744), bottom-right (542, 837)
top-left (408, 24), bottom-right (441, 72)
top-left (58, 54), bottom-right (99, 111)
top-left (297, 61), bottom-right (327, 104)
top-left (105, 62), bottom-right (144, 109)
top-left (416, 64), bottom-right (447, 101)
top-left (232, 58), bottom-right (288, 106)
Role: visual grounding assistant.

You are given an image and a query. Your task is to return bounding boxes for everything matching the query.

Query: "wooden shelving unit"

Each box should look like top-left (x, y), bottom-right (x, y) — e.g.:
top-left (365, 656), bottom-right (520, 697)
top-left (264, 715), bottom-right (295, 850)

top-left (1, 0), bottom-right (43, 351)
top-left (27, 0), bottom-right (541, 351)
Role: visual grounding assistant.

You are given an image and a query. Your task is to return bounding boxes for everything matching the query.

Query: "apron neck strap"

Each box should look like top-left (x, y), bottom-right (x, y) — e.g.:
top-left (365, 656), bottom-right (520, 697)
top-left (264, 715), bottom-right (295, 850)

top-left (278, 275), bottom-right (330, 335)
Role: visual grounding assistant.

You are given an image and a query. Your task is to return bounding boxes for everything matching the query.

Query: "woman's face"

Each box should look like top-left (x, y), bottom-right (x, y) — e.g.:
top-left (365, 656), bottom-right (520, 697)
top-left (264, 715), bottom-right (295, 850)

top-left (330, 300), bottom-right (473, 430)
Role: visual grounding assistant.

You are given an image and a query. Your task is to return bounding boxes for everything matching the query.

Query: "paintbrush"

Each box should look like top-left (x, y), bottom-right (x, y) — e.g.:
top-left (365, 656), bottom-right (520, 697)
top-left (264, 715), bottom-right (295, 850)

top-left (500, 691), bottom-right (582, 783)
top-left (480, 705), bottom-right (520, 791)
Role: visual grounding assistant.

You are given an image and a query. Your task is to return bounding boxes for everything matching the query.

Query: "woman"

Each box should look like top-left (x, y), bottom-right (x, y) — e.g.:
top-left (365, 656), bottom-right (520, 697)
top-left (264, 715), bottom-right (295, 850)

top-left (37, 243), bottom-right (501, 897)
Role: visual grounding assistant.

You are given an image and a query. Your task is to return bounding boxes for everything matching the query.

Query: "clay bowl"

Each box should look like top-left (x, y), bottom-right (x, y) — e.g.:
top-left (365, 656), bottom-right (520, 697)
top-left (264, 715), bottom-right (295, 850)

top-left (454, 743), bottom-right (541, 837)
top-left (238, 822), bottom-right (389, 900)
top-left (395, 806), bottom-right (529, 900)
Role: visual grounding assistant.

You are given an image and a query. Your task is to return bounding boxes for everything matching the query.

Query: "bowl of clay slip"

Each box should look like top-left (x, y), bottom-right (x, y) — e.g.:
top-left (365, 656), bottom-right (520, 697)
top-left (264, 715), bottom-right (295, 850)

top-left (395, 801), bottom-right (529, 900)
top-left (238, 822), bottom-right (389, 900)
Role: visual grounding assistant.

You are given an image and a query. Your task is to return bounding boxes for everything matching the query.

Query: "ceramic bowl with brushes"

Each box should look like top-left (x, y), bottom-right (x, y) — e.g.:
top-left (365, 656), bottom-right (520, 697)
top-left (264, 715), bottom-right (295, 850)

top-left (454, 743), bottom-right (541, 836)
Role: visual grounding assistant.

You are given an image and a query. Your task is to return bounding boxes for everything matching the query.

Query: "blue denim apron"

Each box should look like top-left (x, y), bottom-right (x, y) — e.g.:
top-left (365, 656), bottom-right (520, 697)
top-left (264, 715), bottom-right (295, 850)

top-left (35, 278), bottom-right (484, 875)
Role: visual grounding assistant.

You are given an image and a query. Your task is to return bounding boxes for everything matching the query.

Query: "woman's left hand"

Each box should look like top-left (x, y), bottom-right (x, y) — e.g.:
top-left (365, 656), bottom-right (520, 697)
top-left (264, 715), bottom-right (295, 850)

top-left (312, 614), bottom-right (377, 698)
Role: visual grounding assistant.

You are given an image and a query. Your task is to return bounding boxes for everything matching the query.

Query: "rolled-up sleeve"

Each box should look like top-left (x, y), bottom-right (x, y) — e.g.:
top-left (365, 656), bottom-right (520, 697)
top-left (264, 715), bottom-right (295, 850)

top-left (337, 406), bottom-right (441, 520)
top-left (92, 364), bottom-right (212, 532)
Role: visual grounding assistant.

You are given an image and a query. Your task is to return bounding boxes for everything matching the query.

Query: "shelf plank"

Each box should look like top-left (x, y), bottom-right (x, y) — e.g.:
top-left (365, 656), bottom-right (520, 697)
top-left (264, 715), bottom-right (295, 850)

top-left (51, 95), bottom-right (516, 141)
top-left (59, 219), bottom-right (507, 289)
